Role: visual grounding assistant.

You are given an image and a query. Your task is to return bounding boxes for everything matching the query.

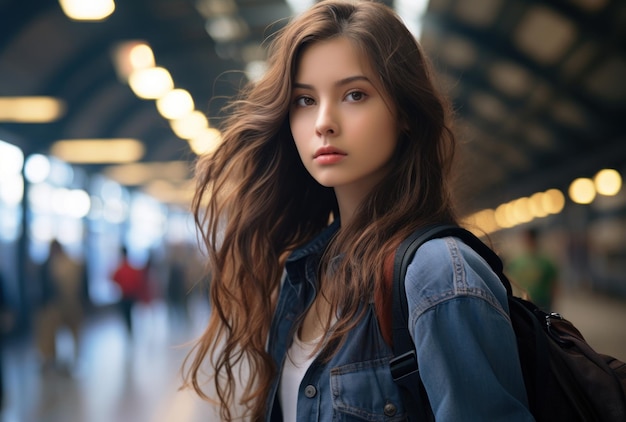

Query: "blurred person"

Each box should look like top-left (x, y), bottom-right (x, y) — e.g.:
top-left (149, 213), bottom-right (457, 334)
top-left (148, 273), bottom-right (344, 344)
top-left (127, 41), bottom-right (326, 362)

top-left (36, 239), bottom-right (84, 373)
top-left (506, 227), bottom-right (559, 312)
top-left (166, 252), bottom-right (189, 324)
top-left (182, 1), bottom-right (532, 420)
top-left (139, 250), bottom-right (159, 306)
top-left (111, 246), bottom-right (146, 335)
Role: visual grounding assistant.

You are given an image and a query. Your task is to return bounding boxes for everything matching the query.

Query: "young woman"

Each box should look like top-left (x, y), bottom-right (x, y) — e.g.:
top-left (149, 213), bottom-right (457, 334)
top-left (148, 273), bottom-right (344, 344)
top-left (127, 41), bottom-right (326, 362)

top-left (183, 1), bottom-right (534, 421)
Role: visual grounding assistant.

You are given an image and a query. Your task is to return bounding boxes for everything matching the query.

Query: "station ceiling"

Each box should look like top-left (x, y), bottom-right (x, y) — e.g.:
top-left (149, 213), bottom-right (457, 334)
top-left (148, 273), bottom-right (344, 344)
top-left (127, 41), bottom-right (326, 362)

top-left (1, 0), bottom-right (625, 213)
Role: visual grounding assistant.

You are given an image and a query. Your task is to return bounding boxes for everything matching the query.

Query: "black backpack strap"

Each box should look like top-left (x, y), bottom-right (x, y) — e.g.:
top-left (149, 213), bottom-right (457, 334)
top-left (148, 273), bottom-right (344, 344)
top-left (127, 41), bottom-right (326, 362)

top-left (389, 224), bottom-right (510, 420)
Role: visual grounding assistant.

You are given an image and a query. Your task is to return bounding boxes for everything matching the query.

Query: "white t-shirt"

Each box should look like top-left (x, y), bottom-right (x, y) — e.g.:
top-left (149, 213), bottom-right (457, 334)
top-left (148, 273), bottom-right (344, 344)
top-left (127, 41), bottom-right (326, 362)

top-left (279, 333), bottom-right (321, 421)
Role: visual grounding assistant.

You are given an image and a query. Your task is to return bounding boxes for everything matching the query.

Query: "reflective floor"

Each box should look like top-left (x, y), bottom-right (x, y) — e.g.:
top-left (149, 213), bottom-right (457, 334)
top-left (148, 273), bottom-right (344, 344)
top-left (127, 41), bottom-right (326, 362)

top-left (1, 296), bottom-right (221, 422)
top-left (2, 288), bottom-right (626, 422)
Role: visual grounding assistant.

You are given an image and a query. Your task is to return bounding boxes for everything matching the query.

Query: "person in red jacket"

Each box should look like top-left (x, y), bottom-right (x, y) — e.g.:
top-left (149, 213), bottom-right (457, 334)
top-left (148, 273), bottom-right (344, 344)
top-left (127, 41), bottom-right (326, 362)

top-left (111, 247), bottom-right (145, 334)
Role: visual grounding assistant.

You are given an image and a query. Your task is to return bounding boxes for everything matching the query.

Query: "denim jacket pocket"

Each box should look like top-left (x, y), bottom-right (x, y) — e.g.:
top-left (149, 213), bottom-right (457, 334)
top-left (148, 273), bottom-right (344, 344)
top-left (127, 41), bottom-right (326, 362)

top-left (330, 358), bottom-right (407, 421)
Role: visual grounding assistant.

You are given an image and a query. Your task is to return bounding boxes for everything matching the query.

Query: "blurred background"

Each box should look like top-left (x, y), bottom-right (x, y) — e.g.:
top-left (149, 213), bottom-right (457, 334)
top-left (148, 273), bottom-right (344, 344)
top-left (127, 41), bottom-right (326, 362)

top-left (0, 0), bottom-right (625, 421)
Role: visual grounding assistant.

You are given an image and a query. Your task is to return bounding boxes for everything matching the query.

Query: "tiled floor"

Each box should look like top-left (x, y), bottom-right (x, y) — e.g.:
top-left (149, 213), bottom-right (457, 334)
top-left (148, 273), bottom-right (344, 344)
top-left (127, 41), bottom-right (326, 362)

top-left (1, 296), bottom-right (221, 422)
top-left (2, 288), bottom-right (626, 422)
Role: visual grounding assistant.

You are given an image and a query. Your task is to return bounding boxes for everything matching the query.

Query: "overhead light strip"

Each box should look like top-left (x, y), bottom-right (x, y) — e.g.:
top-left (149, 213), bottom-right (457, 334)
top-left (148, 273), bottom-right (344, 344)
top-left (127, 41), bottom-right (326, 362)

top-left (50, 139), bottom-right (144, 164)
top-left (59, 0), bottom-right (116, 21)
top-left (0, 97), bottom-right (66, 123)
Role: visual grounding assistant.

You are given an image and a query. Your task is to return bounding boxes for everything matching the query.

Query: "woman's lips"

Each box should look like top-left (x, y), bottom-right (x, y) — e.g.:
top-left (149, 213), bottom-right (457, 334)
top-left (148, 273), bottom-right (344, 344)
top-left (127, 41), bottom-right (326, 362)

top-left (314, 153), bottom-right (346, 165)
top-left (313, 146), bottom-right (347, 164)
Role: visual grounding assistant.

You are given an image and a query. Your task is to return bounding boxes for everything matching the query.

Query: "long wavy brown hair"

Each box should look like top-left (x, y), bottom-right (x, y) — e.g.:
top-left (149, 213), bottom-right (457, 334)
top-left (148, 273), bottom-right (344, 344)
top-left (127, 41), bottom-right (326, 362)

top-left (182, 0), bottom-right (459, 420)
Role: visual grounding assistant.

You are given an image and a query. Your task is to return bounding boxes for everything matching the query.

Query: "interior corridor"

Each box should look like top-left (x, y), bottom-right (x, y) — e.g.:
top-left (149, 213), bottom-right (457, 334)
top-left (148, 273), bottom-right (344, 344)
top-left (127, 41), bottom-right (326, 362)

top-left (2, 288), bottom-right (626, 422)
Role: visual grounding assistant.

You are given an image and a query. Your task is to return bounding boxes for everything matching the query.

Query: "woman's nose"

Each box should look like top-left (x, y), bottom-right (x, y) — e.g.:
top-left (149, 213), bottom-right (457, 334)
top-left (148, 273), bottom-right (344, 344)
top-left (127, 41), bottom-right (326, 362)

top-left (315, 103), bottom-right (339, 137)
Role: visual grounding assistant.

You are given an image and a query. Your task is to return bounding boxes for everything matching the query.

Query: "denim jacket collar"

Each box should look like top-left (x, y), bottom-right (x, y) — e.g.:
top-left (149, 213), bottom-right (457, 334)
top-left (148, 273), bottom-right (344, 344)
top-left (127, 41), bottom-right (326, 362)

top-left (286, 220), bottom-right (340, 264)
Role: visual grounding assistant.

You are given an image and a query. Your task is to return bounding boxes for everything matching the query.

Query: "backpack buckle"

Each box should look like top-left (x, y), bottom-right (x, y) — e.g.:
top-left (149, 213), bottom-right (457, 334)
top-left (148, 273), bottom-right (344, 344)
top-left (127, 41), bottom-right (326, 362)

top-left (390, 350), bottom-right (418, 382)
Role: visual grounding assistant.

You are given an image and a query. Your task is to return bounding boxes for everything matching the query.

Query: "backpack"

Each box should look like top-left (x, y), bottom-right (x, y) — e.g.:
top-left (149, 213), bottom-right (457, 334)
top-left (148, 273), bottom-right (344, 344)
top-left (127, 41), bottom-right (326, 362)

top-left (390, 224), bottom-right (626, 422)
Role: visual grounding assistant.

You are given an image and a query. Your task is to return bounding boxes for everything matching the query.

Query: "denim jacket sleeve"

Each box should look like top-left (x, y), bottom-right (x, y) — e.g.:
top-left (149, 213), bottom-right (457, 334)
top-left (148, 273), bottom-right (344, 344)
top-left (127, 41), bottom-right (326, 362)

top-left (404, 236), bottom-right (535, 422)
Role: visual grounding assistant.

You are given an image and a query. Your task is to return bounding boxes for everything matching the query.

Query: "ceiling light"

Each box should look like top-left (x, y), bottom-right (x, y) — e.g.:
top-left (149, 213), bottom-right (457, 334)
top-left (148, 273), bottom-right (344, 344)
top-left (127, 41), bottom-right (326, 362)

top-left (112, 41), bottom-right (154, 81)
top-left (440, 36), bottom-right (477, 69)
top-left (452, 0), bottom-right (501, 28)
top-left (494, 203), bottom-right (514, 228)
top-left (50, 139), bottom-right (144, 164)
top-left (528, 192), bottom-right (549, 218)
top-left (464, 208), bottom-right (499, 234)
top-left (170, 111), bottom-right (209, 140)
top-left (104, 163), bottom-right (153, 186)
top-left (189, 127), bottom-right (222, 155)
top-left (489, 61), bottom-right (532, 98)
top-left (59, 0), bottom-right (115, 21)
top-left (206, 16), bottom-right (248, 42)
top-left (128, 67), bottom-right (174, 99)
top-left (569, 178), bottom-right (595, 204)
top-left (512, 197), bottom-right (533, 223)
top-left (514, 6), bottom-right (577, 65)
top-left (0, 97), bottom-right (65, 123)
top-left (469, 92), bottom-right (506, 122)
top-left (594, 169), bottom-right (622, 196)
top-left (104, 161), bottom-right (191, 185)
top-left (157, 89), bottom-right (195, 120)
top-left (542, 189), bottom-right (565, 214)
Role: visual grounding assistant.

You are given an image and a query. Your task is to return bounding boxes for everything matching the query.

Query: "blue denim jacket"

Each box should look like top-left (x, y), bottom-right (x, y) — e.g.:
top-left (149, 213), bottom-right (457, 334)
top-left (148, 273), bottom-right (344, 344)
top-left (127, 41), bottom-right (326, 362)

top-left (265, 222), bottom-right (534, 421)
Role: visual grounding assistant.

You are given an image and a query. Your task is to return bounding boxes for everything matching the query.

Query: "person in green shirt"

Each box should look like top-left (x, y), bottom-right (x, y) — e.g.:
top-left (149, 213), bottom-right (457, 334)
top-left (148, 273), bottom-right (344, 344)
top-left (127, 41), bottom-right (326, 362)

top-left (507, 228), bottom-right (559, 312)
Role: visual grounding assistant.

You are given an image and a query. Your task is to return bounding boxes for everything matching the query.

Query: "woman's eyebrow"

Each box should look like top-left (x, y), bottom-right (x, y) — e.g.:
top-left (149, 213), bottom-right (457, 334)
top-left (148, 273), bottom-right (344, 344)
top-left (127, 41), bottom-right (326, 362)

top-left (293, 75), bottom-right (371, 90)
top-left (335, 75), bottom-right (370, 87)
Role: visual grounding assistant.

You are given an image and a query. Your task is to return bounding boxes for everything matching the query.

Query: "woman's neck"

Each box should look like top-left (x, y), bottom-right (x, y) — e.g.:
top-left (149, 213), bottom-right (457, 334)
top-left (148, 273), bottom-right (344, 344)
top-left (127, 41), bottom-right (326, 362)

top-left (334, 186), bottom-right (368, 227)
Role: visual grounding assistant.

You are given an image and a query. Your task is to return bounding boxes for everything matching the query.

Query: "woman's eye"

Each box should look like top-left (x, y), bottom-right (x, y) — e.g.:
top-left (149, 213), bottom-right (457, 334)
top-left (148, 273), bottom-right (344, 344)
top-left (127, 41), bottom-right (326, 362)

top-left (346, 91), bottom-right (366, 102)
top-left (294, 96), bottom-right (315, 107)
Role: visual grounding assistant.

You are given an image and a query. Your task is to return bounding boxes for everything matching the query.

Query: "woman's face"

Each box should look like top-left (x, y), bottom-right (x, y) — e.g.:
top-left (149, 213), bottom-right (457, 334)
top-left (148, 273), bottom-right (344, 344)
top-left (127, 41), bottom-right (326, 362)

top-left (289, 37), bottom-right (399, 198)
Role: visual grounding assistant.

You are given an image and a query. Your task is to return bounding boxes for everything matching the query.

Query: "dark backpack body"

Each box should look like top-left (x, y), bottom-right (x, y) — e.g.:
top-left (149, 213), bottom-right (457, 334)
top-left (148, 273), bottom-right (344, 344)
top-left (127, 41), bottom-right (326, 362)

top-left (390, 224), bottom-right (626, 421)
